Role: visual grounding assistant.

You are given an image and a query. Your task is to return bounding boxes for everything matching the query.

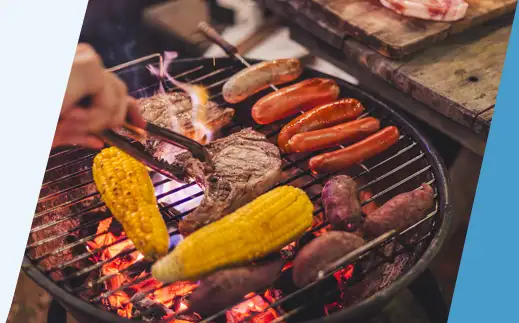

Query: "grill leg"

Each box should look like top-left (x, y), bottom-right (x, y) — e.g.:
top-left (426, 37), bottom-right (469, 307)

top-left (47, 299), bottom-right (67, 323)
top-left (408, 269), bottom-right (449, 323)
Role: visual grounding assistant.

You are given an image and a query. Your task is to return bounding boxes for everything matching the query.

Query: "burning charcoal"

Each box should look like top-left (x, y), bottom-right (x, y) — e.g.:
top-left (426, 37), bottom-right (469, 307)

top-left (225, 295), bottom-right (280, 323)
top-left (131, 294), bottom-right (174, 321)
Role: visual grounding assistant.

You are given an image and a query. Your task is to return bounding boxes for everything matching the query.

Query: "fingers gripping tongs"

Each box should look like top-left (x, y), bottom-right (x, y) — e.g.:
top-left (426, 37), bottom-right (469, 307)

top-left (78, 96), bottom-right (211, 181)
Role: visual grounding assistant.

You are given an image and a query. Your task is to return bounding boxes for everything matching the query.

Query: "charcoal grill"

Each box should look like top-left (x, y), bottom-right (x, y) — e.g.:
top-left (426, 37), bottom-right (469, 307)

top-left (21, 54), bottom-right (451, 323)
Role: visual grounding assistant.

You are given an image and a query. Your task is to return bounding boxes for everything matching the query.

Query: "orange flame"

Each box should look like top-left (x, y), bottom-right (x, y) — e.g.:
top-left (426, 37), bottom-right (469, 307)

top-left (227, 295), bottom-right (280, 323)
top-left (86, 218), bottom-right (195, 319)
top-left (147, 52), bottom-right (212, 144)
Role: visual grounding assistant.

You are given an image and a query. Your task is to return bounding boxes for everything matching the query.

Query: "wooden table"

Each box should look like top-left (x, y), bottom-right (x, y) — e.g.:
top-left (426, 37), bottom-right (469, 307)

top-left (259, 1), bottom-right (515, 157)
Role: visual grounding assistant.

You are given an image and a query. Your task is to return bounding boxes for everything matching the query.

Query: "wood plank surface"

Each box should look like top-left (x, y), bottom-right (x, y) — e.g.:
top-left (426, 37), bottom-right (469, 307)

top-left (262, 0), bottom-right (516, 58)
top-left (390, 21), bottom-right (510, 136)
top-left (336, 18), bottom-right (509, 137)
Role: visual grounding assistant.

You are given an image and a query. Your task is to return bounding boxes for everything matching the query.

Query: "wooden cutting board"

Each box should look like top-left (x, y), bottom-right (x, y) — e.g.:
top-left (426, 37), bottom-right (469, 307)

top-left (260, 0), bottom-right (516, 58)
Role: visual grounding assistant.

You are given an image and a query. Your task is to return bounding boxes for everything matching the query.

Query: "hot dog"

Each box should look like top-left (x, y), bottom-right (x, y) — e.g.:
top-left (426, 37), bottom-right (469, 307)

top-left (251, 78), bottom-right (340, 125)
top-left (287, 117), bottom-right (380, 153)
top-left (222, 59), bottom-right (302, 104)
top-left (278, 98), bottom-right (365, 152)
top-left (309, 126), bottom-right (400, 174)
top-left (362, 184), bottom-right (434, 238)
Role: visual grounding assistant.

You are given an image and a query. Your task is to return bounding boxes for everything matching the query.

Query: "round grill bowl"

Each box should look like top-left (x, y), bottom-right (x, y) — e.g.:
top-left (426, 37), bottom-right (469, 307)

top-left (22, 57), bottom-right (451, 323)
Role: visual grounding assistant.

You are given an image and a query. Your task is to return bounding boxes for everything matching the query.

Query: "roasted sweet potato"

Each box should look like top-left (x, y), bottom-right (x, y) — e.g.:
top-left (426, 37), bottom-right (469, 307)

top-left (292, 231), bottom-right (365, 288)
top-left (187, 258), bottom-right (284, 316)
top-left (362, 183), bottom-right (434, 237)
top-left (322, 175), bottom-right (362, 231)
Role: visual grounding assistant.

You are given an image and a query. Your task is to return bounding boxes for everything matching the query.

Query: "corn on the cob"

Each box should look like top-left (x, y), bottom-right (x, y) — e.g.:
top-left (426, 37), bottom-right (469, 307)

top-left (92, 147), bottom-right (169, 261)
top-left (151, 186), bottom-right (314, 283)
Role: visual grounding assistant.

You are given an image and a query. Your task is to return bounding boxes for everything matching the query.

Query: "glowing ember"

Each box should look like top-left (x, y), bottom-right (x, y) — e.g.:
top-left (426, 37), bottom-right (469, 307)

top-left (147, 51), bottom-right (212, 144)
top-left (227, 295), bottom-right (279, 323)
top-left (86, 215), bottom-right (197, 320)
top-left (111, 293), bottom-right (133, 318)
top-left (312, 212), bottom-right (332, 237)
top-left (334, 265), bottom-right (355, 282)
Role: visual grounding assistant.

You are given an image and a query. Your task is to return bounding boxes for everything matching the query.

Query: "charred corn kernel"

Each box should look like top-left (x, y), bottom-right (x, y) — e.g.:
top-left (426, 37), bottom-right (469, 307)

top-left (152, 186), bottom-right (313, 283)
top-left (92, 147), bottom-right (169, 261)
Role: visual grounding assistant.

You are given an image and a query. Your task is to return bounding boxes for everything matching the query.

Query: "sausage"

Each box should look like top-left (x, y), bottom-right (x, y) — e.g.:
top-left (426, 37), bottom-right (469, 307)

top-left (322, 175), bottom-right (362, 231)
top-left (309, 126), bottom-right (400, 174)
top-left (362, 183), bottom-right (434, 238)
top-left (222, 59), bottom-right (302, 104)
top-left (359, 190), bottom-right (378, 215)
top-left (251, 78), bottom-right (340, 125)
top-left (287, 117), bottom-right (380, 153)
top-left (187, 258), bottom-right (283, 316)
top-left (278, 98), bottom-right (365, 152)
top-left (292, 231), bottom-right (365, 287)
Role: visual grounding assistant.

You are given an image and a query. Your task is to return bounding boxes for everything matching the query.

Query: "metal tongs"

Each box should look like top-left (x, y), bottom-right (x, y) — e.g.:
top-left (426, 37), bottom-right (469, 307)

top-left (103, 123), bottom-right (211, 180)
top-left (78, 97), bottom-right (211, 181)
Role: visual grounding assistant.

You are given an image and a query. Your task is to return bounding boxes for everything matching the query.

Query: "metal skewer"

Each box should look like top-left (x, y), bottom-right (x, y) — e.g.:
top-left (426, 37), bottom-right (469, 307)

top-left (197, 21), bottom-right (279, 91)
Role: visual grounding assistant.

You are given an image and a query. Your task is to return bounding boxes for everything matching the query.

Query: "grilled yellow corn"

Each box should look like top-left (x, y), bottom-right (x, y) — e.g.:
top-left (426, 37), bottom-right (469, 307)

top-left (92, 147), bottom-right (169, 261)
top-left (151, 186), bottom-right (313, 283)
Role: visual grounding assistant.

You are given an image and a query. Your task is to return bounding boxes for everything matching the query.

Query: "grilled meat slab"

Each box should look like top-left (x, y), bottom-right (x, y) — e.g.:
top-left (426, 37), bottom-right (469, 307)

top-left (166, 128), bottom-right (282, 235)
top-left (137, 92), bottom-right (235, 153)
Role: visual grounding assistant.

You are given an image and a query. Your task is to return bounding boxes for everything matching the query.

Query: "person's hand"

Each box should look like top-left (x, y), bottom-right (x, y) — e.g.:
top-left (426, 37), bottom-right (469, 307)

top-left (53, 43), bottom-right (145, 149)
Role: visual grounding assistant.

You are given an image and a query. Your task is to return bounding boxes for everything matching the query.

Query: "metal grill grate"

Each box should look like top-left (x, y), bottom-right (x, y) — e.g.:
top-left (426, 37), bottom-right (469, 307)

top-left (23, 54), bottom-right (449, 323)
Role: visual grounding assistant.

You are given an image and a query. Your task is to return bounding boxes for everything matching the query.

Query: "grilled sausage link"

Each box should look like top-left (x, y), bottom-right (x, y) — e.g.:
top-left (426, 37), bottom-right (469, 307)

top-left (362, 183), bottom-right (434, 237)
top-left (188, 258), bottom-right (284, 317)
top-left (251, 78), bottom-right (340, 125)
top-left (292, 231), bottom-right (365, 287)
top-left (309, 126), bottom-right (400, 174)
top-left (278, 98), bottom-right (365, 152)
top-left (222, 59), bottom-right (302, 104)
top-left (287, 117), bottom-right (380, 153)
top-left (322, 175), bottom-right (362, 231)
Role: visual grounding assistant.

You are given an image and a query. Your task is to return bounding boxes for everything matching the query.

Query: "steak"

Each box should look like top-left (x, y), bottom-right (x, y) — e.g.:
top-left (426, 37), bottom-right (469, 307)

top-left (164, 128), bottom-right (282, 235)
top-left (137, 91), bottom-right (235, 153)
top-left (380, 0), bottom-right (468, 21)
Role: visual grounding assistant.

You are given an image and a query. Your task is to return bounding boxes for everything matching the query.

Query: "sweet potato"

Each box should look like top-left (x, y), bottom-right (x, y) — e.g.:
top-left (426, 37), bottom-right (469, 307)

top-left (292, 231), bottom-right (365, 288)
top-left (187, 258), bottom-right (284, 316)
top-left (362, 183), bottom-right (434, 238)
top-left (322, 175), bottom-right (362, 231)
